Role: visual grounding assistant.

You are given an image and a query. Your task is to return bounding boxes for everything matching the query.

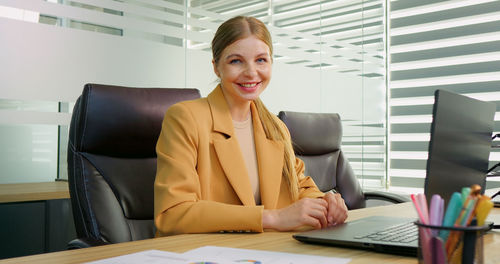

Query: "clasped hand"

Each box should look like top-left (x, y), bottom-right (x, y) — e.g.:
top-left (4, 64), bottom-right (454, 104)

top-left (263, 192), bottom-right (348, 231)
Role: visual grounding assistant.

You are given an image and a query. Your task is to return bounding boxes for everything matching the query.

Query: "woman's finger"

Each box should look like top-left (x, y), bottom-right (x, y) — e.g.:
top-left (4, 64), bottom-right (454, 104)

top-left (299, 198), bottom-right (328, 228)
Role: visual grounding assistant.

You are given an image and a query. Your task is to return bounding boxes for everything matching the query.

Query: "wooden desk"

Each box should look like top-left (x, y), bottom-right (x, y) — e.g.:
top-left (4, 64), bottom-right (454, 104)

top-left (1, 202), bottom-right (499, 264)
top-left (0, 181), bottom-right (75, 258)
top-left (0, 181), bottom-right (69, 203)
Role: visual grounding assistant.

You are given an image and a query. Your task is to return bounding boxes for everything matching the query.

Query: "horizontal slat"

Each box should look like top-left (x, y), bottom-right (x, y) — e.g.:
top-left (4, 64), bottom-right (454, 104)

top-left (391, 32), bottom-right (500, 54)
top-left (342, 141), bottom-right (384, 145)
top-left (390, 133), bottom-right (430, 141)
top-left (343, 137), bottom-right (386, 143)
top-left (391, 11), bottom-right (500, 37)
top-left (343, 153), bottom-right (384, 160)
top-left (0, 110), bottom-right (71, 125)
top-left (390, 159), bottom-right (426, 170)
top-left (343, 145), bottom-right (385, 152)
top-left (390, 151), bottom-right (428, 160)
top-left (391, 61), bottom-right (500, 81)
top-left (391, 51), bottom-right (500, 72)
top-left (390, 71), bottom-right (500, 89)
top-left (389, 169), bottom-right (426, 178)
top-left (392, 1), bottom-right (500, 28)
top-left (389, 152), bottom-right (500, 174)
top-left (390, 115), bottom-right (431, 124)
top-left (390, 177), bottom-right (424, 188)
top-left (350, 162), bottom-right (385, 170)
top-left (390, 81), bottom-right (500, 98)
top-left (390, 93), bottom-right (500, 106)
top-left (390, 141), bottom-right (429, 152)
top-left (391, 176), bottom-right (500, 188)
top-left (391, 123), bottom-right (431, 134)
top-left (390, 0), bottom-right (497, 20)
top-left (391, 20), bottom-right (500, 47)
top-left (390, 119), bottom-right (500, 132)
top-left (390, 105), bottom-right (432, 115)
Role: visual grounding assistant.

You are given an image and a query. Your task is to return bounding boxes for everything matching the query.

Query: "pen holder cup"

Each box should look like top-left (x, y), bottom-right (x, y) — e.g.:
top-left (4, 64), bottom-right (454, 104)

top-left (414, 221), bottom-right (492, 264)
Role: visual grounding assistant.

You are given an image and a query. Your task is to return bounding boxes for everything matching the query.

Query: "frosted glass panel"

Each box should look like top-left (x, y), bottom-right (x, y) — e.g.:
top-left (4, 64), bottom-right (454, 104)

top-left (0, 0), bottom-right (386, 188)
top-left (0, 124), bottom-right (58, 183)
top-left (0, 100), bottom-right (59, 183)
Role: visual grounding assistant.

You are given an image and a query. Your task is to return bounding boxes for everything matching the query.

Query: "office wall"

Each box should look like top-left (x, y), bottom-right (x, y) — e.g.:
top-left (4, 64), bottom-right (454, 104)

top-left (0, 0), bottom-right (386, 186)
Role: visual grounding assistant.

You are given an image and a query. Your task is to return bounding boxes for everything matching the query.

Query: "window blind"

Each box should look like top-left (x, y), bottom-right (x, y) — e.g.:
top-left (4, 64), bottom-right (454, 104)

top-left (389, 0), bottom-right (500, 189)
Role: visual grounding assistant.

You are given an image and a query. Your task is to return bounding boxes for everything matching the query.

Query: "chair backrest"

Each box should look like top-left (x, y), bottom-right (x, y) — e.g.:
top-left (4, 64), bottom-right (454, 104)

top-left (67, 83), bottom-right (200, 243)
top-left (278, 111), bottom-right (365, 209)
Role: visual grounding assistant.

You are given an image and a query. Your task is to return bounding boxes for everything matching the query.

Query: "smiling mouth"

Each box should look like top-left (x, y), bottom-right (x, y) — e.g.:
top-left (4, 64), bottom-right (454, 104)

top-left (239, 82), bottom-right (260, 88)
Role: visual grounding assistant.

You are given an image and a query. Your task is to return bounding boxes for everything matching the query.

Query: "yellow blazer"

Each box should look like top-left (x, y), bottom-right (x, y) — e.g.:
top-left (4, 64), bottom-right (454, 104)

top-left (154, 85), bottom-right (324, 236)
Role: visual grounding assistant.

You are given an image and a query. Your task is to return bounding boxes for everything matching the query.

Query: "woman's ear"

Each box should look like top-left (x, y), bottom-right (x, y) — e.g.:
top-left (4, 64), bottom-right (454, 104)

top-left (212, 59), bottom-right (220, 78)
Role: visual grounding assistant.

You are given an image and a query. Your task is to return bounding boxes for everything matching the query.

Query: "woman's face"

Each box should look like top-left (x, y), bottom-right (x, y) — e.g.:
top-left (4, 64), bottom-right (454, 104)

top-left (213, 35), bottom-right (272, 108)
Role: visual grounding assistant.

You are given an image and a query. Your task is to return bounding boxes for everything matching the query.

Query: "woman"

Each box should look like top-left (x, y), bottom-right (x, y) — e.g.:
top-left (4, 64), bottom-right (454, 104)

top-left (154, 16), bottom-right (348, 236)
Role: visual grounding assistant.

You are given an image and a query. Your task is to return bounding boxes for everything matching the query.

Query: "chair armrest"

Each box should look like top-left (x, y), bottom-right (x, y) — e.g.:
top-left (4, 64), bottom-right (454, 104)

top-left (67, 237), bottom-right (110, 249)
top-left (364, 191), bottom-right (411, 204)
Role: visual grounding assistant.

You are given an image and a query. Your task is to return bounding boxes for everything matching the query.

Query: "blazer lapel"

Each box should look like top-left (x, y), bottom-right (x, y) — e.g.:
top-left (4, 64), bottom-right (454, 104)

top-left (250, 103), bottom-right (284, 209)
top-left (208, 86), bottom-right (255, 206)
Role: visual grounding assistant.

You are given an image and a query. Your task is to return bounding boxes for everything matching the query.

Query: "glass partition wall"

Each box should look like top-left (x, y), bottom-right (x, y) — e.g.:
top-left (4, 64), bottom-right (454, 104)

top-left (0, 1), bottom-right (386, 191)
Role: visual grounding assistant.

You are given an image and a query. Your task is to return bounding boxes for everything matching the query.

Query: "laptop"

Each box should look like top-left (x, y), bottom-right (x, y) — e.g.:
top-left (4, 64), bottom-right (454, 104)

top-left (293, 89), bottom-right (496, 256)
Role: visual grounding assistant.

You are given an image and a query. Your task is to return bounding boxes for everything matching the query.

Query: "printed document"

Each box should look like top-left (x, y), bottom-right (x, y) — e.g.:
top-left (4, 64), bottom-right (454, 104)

top-left (85, 246), bottom-right (351, 264)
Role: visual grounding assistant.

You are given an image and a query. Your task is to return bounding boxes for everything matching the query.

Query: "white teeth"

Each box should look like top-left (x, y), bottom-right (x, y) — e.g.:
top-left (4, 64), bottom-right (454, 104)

top-left (241, 83), bottom-right (257, 87)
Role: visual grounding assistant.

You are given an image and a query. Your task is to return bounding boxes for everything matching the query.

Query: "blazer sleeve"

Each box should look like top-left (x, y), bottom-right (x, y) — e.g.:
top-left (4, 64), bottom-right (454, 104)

top-left (295, 157), bottom-right (326, 199)
top-left (154, 103), bottom-right (263, 236)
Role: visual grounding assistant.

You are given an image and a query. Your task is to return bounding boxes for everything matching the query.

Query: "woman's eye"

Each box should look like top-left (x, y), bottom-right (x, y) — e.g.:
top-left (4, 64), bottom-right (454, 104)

top-left (257, 58), bottom-right (267, 63)
top-left (229, 59), bottom-right (241, 64)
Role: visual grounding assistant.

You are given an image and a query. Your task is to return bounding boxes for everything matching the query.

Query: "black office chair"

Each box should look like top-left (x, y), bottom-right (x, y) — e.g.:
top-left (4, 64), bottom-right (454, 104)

top-left (67, 83), bottom-right (200, 248)
top-left (278, 111), bottom-right (409, 209)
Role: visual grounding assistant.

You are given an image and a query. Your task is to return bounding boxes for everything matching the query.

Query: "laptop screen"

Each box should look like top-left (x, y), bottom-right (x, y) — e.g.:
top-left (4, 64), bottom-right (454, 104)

top-left (424, 89), bottom-right (496, 206)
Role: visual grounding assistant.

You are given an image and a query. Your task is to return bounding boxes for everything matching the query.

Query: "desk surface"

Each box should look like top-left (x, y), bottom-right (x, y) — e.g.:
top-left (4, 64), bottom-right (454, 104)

top-left (1, 202), bottom-right (499, 264)
top-left (0, 181), bottom-right (70, 203)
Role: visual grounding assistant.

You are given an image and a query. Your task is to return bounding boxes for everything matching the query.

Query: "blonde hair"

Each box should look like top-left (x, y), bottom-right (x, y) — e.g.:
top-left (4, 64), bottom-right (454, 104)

top-left (212, 16), bottom-right (299, 201)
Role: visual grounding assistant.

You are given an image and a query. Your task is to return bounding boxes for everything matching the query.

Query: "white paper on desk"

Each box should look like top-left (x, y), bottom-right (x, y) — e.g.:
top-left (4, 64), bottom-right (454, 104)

top-left (84, 249), bottom-right (238, 264)
top-left (183, 246), bottom-right (351, 264)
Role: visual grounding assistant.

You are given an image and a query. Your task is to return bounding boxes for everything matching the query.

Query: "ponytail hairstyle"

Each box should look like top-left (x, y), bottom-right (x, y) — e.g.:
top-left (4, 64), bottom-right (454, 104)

top-left (212, 16), bottom-right (299, 201)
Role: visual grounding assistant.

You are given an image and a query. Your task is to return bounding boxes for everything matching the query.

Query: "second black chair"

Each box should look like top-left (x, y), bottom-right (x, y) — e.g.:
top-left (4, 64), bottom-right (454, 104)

top-left (278, 111), bottom-right (409, 209)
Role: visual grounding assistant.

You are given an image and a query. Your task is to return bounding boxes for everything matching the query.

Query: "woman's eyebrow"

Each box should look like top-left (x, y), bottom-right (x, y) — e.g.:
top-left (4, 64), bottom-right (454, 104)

top-left (225, 52), bottom-right (270, 60)
top-left (225, 54), bottom-right (242, 60)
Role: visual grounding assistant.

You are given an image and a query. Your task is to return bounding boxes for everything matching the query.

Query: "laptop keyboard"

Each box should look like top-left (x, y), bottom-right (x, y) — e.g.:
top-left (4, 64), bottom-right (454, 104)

top-left (354, 221), bottom-right (418, 244)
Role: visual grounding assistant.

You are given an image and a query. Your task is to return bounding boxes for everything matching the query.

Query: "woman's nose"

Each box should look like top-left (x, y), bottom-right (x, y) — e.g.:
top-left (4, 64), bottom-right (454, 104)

top-left (244, 63), bottom-right (258, 77)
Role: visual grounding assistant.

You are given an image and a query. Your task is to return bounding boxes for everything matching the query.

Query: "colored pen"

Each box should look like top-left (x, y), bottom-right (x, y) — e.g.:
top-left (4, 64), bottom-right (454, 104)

top-left (461, 187), bottom-right (471, 204)
top-left (411, 194), bottom-right (428, 224)
top-left (411, 194), bottom-right (432, 264)
top-left (460, 197), bottom-right (477, 226)
top-left (475, 196), bottom-right (493, 226)
top-left (432, 236), bottom-right (447, 264)
top-left (446, 185), bottom-right (483, 259)
top-left (417, 193), bottom-right (430, 224)
top-left (439, 192), bottom-right (462, 241)
top-left (429, 194), bottom-right (444, 236)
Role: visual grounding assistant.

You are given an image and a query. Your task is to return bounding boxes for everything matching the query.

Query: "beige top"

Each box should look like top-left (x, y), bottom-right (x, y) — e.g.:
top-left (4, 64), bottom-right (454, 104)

top-left (233, 115), bottom-right (261, 205)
